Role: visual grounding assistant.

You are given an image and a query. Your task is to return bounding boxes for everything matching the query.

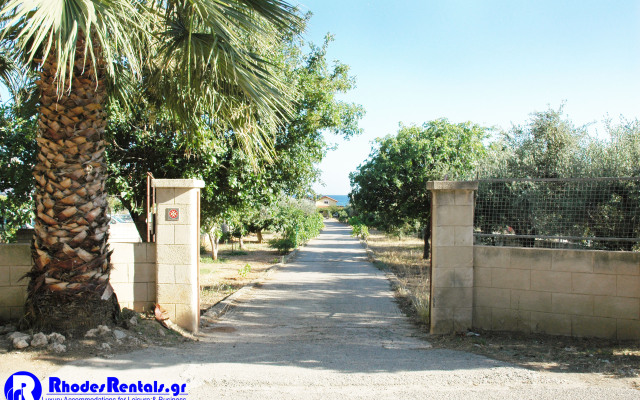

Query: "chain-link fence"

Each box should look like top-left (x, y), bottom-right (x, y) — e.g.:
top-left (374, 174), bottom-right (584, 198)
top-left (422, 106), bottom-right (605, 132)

top-left (474, 177), bottom-right (640, 250)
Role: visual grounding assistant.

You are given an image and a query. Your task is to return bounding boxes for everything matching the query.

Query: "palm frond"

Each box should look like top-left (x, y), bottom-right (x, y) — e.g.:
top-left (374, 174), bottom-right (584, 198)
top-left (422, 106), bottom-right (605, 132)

top-left (0, 0), bottom-right (151, 94)
top-left (0, 44), bottom-right (38, 112)
top-left (147, 0), bottom-right (302, 162)
top-left (0, 49), bottom-right (21, 96)
top-left (0, 0), bottom-right (303, 163)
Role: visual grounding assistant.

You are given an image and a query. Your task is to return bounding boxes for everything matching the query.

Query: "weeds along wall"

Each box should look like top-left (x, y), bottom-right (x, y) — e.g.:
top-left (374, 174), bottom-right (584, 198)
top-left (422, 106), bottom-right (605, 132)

top-left (0, 242), bottom-right (157, 322)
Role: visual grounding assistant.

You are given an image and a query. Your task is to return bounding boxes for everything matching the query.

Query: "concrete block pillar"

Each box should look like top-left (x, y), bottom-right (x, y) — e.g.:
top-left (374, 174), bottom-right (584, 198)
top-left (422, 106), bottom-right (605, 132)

top-left (152, 179), bottom-right (205, 332)
top-left (427, 181), bottom-right (478, 334)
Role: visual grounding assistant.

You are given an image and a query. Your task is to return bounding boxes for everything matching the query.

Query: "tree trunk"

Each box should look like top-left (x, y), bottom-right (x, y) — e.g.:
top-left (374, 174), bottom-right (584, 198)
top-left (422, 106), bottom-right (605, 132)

top-left (130, 210), bottom-right (149, 243)
top-left (25, 34), bottom-right (119, 334)
top-left (256, 230), bottom-right (263, 244)
top-left (422, 218), bottom-right (431, 260)
top-left (239, 236), bottom-right (244, 250)
top-left (208, 232), bottom-right (219, 261)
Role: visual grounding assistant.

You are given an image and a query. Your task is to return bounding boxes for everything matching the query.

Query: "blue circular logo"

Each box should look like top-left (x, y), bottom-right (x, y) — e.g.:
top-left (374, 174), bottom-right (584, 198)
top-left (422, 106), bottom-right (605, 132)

top-left (4, 371), bottom-right (42, 400)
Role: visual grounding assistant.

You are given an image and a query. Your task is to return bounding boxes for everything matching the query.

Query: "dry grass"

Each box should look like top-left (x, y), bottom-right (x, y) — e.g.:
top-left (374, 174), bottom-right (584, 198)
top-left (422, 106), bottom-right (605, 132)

top-left (199, 232), bottom-right (283, 311)
top-left (365, 229), bottom-right (431, 324)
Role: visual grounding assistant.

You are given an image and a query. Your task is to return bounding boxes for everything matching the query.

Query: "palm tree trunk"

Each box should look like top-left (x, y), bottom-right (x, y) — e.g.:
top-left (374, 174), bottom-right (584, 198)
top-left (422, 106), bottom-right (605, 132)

top-left (24, 34), bottom-right (119, 334)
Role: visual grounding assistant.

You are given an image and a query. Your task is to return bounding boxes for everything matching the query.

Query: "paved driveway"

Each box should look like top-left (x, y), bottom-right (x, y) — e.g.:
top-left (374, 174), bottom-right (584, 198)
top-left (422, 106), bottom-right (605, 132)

top-left (50, 221), bottom-right (638, 399)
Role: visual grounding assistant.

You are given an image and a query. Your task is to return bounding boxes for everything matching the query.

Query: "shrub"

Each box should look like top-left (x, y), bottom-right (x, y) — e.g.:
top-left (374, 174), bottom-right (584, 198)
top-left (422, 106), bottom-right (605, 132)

top-left (349, 216), bottom-right (369, 240)
top-left (348, 216), bottom-right (362, 226)
top-left (351, 223), bottom-right (369, 240)
top-left (351, 223), bottom-right (362, 237)
top-left (269, 237), bottom-right (295, 254)
top-left (358, 225), bottom-right (369, 240)
top-left (269, 198), bottom-right (325, 253)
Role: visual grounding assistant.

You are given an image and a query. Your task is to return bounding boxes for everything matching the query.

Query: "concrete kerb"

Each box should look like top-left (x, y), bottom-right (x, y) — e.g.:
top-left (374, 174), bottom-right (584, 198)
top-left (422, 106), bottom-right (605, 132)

top-left (199, 247), bottom-right (301, 327)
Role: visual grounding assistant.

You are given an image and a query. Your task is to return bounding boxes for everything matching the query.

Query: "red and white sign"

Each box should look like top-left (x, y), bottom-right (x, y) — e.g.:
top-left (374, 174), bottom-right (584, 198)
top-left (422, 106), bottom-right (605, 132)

top-left (167, 208), bottom-right (180, 221)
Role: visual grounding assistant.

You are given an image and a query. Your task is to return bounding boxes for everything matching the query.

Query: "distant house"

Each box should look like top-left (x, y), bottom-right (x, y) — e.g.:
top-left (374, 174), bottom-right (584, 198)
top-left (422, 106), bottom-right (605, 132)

top-left (315, 196), bottom-right (339, 208)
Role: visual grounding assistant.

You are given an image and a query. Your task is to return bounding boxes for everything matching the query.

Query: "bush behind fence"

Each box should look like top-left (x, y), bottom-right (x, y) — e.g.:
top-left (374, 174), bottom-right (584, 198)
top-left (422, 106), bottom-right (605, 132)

top-left (474, 177), bottom-right (640, 251)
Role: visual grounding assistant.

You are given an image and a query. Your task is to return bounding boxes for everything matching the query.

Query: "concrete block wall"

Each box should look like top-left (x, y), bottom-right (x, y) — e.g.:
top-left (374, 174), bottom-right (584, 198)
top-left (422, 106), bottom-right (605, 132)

top-left (473, 246), bottom-right (640, 340)
top-left (0, 242), bottom-right (157, 322)
top-left (110, 242), bottom-right (157, 313)
top-left (0, 244), bottom-right (30, 321)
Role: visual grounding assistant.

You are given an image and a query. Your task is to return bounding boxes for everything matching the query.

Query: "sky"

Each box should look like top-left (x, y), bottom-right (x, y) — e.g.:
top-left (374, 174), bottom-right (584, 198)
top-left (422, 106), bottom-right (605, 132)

top-left (298, 0), bottom-right (640, 195)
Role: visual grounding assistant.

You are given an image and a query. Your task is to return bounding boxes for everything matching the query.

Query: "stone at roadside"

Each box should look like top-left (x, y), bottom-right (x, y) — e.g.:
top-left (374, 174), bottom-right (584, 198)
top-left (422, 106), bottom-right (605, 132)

top-left (97, 325), bottom-right (111, 335)
top-left (113, 329), bottom-right (127, 341)
top-left (86, 325), bottom-right (111, 338)
top-left (100, 343), bottom-right (111, 351)
top-left (30, 332), bottom-right (49, 347)
top-left (48, 333), bottom-right (65, 344)
top-left (129, 316), bottom-right (138, 326)
top-left (85, 329), bottom-right (98, 338)
top-left (13, 339), bottom-right (29, 349)
top-left (9, 332), bottom-right (31, 349)
top-left (49, 343), bottom-right (66, 353)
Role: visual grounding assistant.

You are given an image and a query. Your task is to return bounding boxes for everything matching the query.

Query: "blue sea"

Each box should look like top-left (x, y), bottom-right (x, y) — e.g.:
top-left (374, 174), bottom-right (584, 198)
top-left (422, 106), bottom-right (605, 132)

top-left (325, 194), bottom-right (349, 207)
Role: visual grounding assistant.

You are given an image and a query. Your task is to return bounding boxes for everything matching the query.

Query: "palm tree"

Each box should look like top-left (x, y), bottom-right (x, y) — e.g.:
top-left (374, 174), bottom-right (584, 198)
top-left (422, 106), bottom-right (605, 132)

top-left (0, 0), bottom-right (300, 333)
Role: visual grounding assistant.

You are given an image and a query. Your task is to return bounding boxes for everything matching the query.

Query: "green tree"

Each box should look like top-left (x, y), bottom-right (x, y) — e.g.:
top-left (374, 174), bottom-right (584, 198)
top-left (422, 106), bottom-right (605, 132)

top-left (476, 107), bottom-right (588, 245)
top-left (477, 107), bottom-right (640, 250)
top-left (349, 119), bottom-right (487, 258)
top-left (0, 0), bottom-right (301, 333)
top-left (0, 104), bottom-right (37, 241)
top-left (107, 22), bottom-right (363, 250)
top-left (586, 118), bottom-right (640, 177)
top-left (199, 30), bottom-right (362, 248)
top-left (481, 106), bottom-right (587, 179)
top-left (584, 120), bottom-right (640, 249)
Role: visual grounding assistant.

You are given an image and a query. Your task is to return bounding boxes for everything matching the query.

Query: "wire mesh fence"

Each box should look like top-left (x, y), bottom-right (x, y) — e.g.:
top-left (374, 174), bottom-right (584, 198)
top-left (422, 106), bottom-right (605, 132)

top-left (473, 177), bottom-right (640, 250)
